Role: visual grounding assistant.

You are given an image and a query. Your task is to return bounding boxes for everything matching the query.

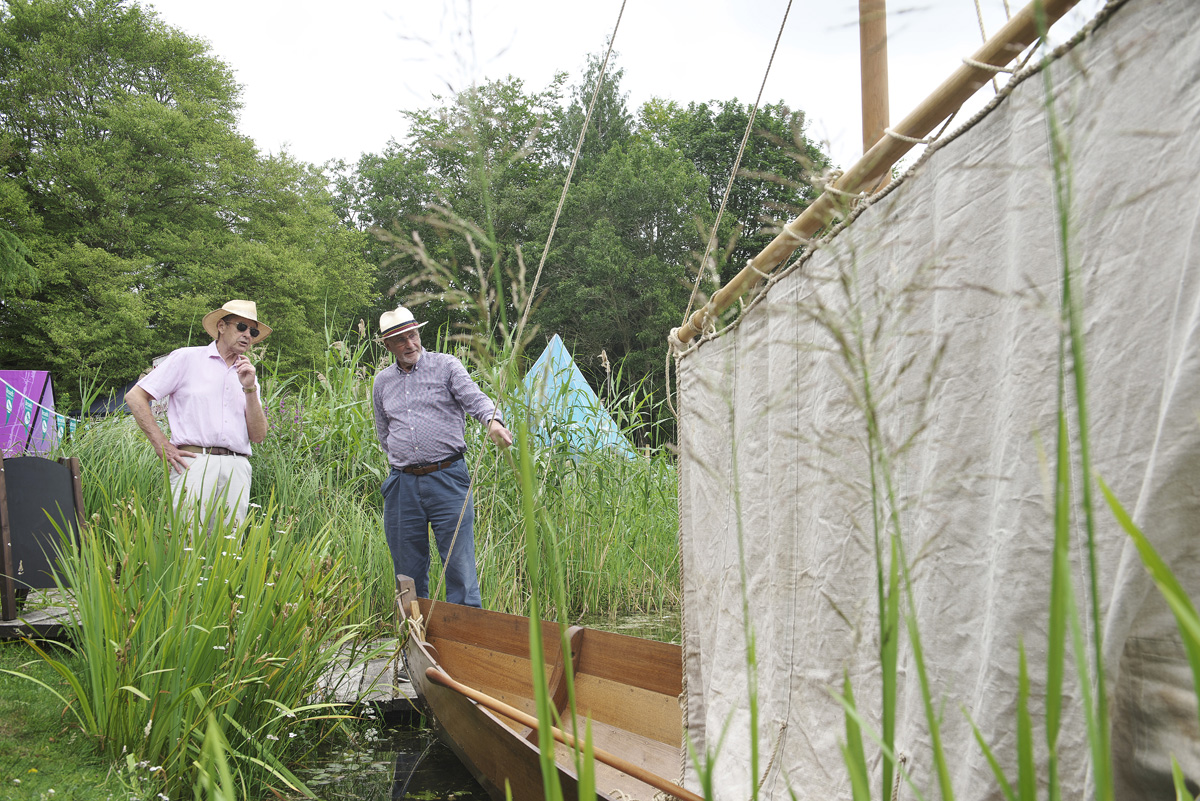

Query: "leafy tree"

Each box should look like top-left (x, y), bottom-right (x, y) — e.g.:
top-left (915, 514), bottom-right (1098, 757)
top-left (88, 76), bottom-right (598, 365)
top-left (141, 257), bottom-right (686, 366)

top-left (557, 51), bottom-right (634, 173)
top-left (0, 156), bottom-right (36, 300)
top-left (336, 56), bottom-right (832, 446)
top-left (534, 134), bottom-right (711, 398)
top-left (640, 98), bottom-right (830, 285)
top-left (0, 0), bottom-right (243, 255)
top-left (340, 76), bottom-right (568, 339)
top-left (0, 0), bottom-right (373, 400)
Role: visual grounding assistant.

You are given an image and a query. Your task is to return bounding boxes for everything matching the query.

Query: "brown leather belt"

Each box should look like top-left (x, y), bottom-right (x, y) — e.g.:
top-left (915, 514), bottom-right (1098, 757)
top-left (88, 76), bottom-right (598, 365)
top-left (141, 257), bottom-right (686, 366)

top-left (178, 444), bottom-right (248, 458)
top-left (400, 453), bottom-right (464, 476)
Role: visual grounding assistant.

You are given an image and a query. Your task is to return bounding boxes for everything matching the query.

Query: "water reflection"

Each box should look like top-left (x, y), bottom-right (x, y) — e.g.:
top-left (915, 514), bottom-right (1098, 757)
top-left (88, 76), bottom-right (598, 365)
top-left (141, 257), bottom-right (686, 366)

top-left (580, 609), bottom-right (681, 644)
top-left (299, 722), bottom-right (488, 801)
top-left (389, 726), bottom-right (488, 800)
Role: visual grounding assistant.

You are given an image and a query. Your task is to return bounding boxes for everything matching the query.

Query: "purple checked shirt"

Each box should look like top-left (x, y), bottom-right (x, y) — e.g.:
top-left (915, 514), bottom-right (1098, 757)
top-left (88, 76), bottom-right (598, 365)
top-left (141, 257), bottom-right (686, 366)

top-left (372, 350), bottom-right (502, 469)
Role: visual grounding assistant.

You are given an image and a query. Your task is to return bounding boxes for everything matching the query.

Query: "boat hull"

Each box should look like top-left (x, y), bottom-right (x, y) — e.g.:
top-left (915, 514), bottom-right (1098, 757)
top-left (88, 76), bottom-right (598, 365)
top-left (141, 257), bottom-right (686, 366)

top-left (398, 577), bottom-right (684, 801)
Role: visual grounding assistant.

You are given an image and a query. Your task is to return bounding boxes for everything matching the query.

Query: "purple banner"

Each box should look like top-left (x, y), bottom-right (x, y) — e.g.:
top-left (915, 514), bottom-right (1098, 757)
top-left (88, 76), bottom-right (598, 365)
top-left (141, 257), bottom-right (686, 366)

top-left (0, 370), bottom-right (58, 456)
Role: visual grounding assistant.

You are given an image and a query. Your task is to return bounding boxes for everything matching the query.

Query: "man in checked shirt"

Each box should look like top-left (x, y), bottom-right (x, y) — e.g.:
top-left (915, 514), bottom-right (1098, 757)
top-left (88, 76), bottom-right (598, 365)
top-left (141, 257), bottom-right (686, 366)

top-left (372, 305), bottom-right (513, 607)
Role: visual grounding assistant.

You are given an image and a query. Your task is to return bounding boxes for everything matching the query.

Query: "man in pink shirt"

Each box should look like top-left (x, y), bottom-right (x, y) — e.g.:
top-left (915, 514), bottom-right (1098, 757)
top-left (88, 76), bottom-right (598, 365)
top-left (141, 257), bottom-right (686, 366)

top-left (125, 299), bottom-right (271, 528)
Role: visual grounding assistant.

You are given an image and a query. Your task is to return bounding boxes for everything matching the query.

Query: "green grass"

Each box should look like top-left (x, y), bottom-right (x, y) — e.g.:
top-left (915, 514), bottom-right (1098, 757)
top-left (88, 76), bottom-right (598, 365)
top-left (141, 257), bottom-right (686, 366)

top-left (0, 642), bottom-right (122, 800)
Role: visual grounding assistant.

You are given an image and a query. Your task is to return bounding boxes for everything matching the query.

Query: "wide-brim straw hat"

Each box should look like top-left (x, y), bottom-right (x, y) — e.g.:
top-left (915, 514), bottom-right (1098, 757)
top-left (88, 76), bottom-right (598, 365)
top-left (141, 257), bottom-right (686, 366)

top-left (378, 306), bottom-right (428, 341)
top-left (201, 299), bottom-right (272, 343)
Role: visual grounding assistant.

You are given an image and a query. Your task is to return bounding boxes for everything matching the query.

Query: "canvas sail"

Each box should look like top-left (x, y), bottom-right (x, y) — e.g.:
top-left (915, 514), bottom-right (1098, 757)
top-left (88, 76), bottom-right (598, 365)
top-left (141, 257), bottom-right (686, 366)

top-left (675, 0), bottom-right (1200, 798)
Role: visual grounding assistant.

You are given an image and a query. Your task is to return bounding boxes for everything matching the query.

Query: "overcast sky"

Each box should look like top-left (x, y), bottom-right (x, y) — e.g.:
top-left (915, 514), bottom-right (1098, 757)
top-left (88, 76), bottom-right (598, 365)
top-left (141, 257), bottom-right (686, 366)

top-left (144, 0), bottom-right (1105, 171)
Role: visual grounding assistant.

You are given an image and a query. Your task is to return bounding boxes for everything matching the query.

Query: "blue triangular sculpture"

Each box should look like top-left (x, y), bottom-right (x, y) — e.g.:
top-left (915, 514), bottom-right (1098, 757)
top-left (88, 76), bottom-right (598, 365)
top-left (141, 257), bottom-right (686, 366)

top-left (523, 335), bottom-right (636, 458)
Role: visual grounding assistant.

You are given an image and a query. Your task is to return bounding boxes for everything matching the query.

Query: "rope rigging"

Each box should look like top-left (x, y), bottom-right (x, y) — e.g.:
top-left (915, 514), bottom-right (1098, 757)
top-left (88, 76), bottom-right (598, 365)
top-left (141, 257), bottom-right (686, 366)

top-left (668, 0), bottom-right (797, 419)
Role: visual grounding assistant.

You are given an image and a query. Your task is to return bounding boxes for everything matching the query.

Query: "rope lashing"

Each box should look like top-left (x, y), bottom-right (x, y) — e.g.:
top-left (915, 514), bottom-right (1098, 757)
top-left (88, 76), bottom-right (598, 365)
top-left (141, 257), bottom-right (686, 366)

top-left (963, 56), bottom-right (1017, 73)
top-left (817, 171), bottom-right (872, 208)
top-left (884, 127), bottom-right (936, 145)
top-left (972, 0), bottom-right (1003, 92)
top-left (754, 721), bottom-right (789, 797)
top-left (815, 166), bottom-right (872, 203)
top-left (890, 753), bottom-right (909, 801)
top-left (816, 167), bottom-right (844, 187)
top-left (823, 184), bottom-right (871, 202)
top-left (746, 259), bottom-right (771, 281)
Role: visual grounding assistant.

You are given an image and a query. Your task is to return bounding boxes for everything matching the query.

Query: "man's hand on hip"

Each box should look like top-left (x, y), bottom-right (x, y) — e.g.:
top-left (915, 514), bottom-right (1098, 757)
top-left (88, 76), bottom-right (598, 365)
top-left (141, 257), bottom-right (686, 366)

top-left (160, 442), bottom-right (197, 474)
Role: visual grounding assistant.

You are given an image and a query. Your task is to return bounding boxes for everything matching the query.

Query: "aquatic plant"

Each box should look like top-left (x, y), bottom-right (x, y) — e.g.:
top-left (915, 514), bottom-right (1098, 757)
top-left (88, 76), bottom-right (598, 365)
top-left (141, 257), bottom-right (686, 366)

top-left (8, 494), bottom-right (368, 799)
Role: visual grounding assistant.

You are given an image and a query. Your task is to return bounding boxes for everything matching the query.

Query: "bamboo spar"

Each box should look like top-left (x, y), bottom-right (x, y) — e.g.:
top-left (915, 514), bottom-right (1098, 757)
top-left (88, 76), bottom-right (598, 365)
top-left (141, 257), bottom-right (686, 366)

top-left (671, 0), bottom-right (1080, 346)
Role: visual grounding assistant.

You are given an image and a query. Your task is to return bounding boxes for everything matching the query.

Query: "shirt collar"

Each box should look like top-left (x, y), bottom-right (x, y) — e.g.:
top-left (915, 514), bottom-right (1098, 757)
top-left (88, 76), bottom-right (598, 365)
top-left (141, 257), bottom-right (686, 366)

top-left (394, 351), bottom-right (423, 375)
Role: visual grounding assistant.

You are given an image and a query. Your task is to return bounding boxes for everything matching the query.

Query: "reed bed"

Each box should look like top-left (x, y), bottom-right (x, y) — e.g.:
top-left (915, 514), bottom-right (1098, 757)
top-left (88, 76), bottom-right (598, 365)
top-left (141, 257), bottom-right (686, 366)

top-left (10, 495), bottom-right (370, 800)
top-left (59, 322), bottom-right (679, 629)
top-left (473, 433), bottom-right (680, 619)
top-left (4, 303), bottom-right (678, 795)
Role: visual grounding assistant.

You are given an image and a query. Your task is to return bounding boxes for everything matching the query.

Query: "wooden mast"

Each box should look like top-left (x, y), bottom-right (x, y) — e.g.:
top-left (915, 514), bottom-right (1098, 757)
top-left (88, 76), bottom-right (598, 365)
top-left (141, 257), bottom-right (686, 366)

top-left (672, 0), bottom-right (1080, 347)
top-left (860, 0), bottom-right (890, 187)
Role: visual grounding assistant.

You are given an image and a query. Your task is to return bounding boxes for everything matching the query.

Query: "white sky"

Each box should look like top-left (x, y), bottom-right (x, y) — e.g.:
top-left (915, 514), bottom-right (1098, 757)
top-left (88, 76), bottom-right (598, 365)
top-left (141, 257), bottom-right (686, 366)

top-left (145, 0), bottom-right (1105, 172)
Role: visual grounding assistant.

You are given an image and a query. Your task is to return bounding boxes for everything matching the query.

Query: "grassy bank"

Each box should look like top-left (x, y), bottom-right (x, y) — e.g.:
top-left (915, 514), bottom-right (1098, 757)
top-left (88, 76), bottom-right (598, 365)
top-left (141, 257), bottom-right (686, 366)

top-left (0, 642), bottom-right (120, 799)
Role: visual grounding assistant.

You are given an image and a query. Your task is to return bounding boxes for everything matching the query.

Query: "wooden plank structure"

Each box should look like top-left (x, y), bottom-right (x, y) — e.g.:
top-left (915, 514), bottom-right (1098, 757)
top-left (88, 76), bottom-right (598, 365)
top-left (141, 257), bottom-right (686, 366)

top-left (0, 588), bottom-right (73, 640)
top-left (314, 638), bottom-right (420, 720)
top-left (0, 455), bottom-right (85, 623)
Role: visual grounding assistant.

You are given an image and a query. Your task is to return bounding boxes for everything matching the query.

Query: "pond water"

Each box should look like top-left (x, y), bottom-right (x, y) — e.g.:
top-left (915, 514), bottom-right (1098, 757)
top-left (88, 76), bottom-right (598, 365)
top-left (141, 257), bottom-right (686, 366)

top-left (298, 611), bottom-right (680, 800)
top-left (579, 610), bottom-right (681, 645)
top-left (299, 718), bottom-right (489, 801)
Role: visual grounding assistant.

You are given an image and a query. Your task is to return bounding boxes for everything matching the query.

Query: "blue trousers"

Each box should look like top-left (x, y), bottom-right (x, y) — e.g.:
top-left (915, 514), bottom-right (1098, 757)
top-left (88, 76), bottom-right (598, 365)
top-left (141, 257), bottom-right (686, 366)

top-left (381, 460), bottom-right (481, 607)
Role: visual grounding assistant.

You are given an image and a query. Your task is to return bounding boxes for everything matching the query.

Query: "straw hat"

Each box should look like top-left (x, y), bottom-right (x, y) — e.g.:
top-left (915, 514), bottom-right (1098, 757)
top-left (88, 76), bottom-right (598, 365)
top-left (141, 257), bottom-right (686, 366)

top-left (378, 306), bottom-right (428, 341)
top-left (201, 299), bottom-right (272, 342)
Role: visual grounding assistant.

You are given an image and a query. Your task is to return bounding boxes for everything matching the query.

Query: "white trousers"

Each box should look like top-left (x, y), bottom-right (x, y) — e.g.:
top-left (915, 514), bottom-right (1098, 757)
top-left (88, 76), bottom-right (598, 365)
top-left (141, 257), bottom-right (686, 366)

top-left (169, 453), bottom-right (252, 530)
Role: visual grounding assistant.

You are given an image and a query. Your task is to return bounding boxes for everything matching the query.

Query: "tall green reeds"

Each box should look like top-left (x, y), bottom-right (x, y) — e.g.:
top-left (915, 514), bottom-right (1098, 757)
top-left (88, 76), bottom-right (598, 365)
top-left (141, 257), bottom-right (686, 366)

top-left (13, 495), bottom-right (367, 799)
top-left (58, 318), bottom-right (679, 633)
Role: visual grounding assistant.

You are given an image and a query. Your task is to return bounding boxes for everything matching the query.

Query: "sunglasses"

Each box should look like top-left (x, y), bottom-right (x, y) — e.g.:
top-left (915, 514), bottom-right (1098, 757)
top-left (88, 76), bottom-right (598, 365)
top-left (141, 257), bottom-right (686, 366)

top-left (231, 321), bottom-right (260, 338)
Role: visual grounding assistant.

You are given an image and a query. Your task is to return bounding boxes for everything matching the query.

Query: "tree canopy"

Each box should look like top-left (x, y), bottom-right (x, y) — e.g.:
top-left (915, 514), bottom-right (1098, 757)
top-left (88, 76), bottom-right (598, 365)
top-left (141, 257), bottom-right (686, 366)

top-left (0, 1), bottom-right (831, 441)
top-left (0, 0), bottom-right (373, 398)
top-left (342, 61), bottom-right (831, 441)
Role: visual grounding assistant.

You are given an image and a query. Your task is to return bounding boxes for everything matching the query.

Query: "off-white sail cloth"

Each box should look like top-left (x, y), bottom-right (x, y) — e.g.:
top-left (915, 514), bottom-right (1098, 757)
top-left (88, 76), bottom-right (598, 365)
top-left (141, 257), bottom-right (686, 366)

top-left (676, 0), bottom-right (1200, 799)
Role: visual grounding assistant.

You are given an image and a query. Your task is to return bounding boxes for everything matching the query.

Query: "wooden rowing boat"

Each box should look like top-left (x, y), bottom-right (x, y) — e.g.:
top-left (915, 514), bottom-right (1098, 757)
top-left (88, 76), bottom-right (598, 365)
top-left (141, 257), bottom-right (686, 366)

top-left (397, 575), bottom-right (691, 801)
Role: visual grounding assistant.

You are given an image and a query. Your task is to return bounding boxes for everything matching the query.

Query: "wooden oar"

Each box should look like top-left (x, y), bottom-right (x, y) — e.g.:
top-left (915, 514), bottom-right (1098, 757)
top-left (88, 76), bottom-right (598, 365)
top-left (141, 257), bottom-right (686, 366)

top-left (425, 667), bottom-right (703, 801)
